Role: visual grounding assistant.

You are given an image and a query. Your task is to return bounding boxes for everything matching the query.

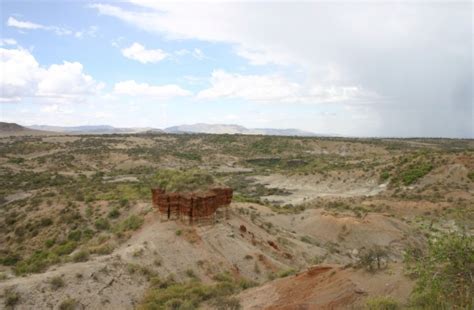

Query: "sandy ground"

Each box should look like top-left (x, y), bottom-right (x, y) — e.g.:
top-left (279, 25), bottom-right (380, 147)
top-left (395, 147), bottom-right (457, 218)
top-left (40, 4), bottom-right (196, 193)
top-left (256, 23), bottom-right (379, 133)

top-left (238, 263), bottom-right (413, 310)
top-left (254, 174), bottom-right (387, 205)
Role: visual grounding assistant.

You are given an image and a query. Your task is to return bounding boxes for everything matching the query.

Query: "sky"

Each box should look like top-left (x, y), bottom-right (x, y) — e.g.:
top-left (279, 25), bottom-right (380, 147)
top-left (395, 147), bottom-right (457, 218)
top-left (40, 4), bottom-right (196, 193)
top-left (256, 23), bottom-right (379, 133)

top-left (0, 0), bottom-right (472, 137)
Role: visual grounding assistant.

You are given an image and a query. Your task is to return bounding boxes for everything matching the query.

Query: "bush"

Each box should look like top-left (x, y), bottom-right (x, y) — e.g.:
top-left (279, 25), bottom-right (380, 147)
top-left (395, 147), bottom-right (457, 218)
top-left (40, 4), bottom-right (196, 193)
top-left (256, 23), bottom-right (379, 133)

top-left (108, 208), bottom-right (120, 219)
top-left (45, 239), bottom-right (56, 248)
top-left (276, 268), bottom-right (297, 278)
top-left (138, 272), bottom-right (251, 309)
top-left (0, 253), bottom-right (21, 266)
top-left (72, 250), bottom-right (89, 262)
top-left (211, 296), bottom-right (241, 310)
top-left (53, 241), bottom-right (78, 256)
top-left (468, 171), bottom-right (474, 182)
top-left (95, 218), bottom-right (110, 230)
top-left (380, 171), bottom-right (390, 182)
top-left (399, 162), bottom-right (433, 185)
top-left (14, 250), bottom-right (59, 274)
top-left (50, 276), bottom-right (65, 290)
top-left (114, 215), bottom-right (144, 233)
top-left (151, 169), bottom-right (215, 192)
top-left (59, 298), bottom-right (79, 310)
top-left (68, 230), bottom-right (82, 241)
top-left (357, 246), bottom-right (388, 271)
top-left (88, 242), bottom-right (115, 255)
top-left (405, 231), bottom-right (473, 309)
top-left (3, 288), bottom-right (20, 309)
top-left (366, 296), bottom-right (399, 310)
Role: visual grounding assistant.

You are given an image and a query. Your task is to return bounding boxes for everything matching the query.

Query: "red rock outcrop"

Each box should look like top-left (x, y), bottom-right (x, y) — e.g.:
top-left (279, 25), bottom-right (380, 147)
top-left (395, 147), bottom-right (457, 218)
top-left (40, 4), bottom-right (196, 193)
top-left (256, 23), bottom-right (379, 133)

top-left (151, 187), bottom-right (233, 224)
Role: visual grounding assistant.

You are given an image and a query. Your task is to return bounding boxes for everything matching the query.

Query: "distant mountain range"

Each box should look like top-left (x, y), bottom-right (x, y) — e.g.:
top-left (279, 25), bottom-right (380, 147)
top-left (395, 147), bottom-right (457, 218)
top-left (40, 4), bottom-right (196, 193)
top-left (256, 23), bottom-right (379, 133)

top-left (28, 125), bottom-right (160, 134)
top-left (164, 123), bottom-right (318, 136)
top-left (1, 122), bottom-right (320, 137)
top-left (0, 122), bottom-right (53, 136)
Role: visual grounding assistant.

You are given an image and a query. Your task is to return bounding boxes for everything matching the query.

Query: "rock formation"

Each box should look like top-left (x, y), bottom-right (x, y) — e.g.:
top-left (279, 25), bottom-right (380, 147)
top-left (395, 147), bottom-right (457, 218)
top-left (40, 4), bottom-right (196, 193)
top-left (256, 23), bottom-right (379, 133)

top-left (151, 187), bottom-right (233, 224)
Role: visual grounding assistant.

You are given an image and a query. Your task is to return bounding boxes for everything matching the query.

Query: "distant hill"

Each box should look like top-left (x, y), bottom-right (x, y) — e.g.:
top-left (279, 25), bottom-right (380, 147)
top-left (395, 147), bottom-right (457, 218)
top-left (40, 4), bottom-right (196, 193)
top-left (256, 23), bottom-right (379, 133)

top-left (0, 122), bottom-right (55, 136)
top-left (27, 123), bottom-right (319, 136)
top-left (23, 123), bottom-right (321, 137)
top-left (0, 122), bottom-right (26, 132)
top-left (28, 125), bottom-right (163, 134)
top-left (164, 123), bottom-right (318, 136)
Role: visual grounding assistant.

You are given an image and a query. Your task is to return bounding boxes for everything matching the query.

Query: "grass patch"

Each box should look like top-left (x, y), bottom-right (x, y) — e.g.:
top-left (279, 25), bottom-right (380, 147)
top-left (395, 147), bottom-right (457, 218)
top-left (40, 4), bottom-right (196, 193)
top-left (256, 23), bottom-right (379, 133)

top-left (114, 215), bottom-right (144, 233)
top-left (366, 296), bottom-right (399, 310)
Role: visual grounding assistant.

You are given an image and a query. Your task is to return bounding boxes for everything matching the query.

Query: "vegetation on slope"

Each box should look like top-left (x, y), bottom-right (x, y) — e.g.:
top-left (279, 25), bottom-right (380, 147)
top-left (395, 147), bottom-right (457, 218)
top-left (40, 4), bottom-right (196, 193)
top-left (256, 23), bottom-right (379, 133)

top-left (405, 231), bottom-right (473, 309)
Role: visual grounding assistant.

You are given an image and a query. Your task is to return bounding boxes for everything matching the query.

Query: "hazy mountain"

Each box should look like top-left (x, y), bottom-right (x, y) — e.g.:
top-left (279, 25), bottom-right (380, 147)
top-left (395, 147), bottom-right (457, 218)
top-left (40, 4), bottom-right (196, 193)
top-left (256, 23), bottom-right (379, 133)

top-left (0, 122), bottom-right (55, 136)
top-left (164, 123), bottom-right (318, 136)
top-left (165, 123), bottom-right (249, 135)
top-left (26, 123), bottom-right (319, 136)
top-left (28, 125), bottom-right (162, 134)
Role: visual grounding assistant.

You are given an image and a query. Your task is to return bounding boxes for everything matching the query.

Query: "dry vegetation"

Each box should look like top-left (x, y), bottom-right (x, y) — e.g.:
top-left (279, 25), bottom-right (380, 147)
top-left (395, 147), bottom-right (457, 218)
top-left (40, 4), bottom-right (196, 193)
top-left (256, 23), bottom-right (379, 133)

top-left (0, 133), bottom-right (472, 309)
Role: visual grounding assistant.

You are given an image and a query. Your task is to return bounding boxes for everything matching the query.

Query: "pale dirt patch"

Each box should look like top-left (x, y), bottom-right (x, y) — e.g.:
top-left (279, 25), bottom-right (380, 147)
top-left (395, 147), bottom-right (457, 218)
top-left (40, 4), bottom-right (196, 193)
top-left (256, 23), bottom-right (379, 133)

top-left (2, 191), bottom-right (34, 205)
top-left (254, 174), bottom-right (387, 205)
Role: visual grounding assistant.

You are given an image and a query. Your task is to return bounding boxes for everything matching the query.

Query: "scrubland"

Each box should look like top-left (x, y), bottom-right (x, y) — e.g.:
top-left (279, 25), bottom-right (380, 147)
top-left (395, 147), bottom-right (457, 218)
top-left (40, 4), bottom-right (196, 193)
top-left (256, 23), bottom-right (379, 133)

top-left (0, 133), bottom-right (472, 309)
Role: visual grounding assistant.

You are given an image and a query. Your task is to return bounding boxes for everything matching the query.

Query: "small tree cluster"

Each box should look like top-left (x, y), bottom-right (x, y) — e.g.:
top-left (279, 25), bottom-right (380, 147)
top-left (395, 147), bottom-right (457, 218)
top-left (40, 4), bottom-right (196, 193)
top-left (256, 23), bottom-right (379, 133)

top-left (357, 246), bottom-right (389, 271)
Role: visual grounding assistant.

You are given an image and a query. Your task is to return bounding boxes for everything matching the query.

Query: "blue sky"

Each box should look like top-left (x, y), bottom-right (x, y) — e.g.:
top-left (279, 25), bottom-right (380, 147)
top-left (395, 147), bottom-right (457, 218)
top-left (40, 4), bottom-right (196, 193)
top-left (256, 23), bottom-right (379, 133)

top-left (0, 0), bottom-right (472, 137)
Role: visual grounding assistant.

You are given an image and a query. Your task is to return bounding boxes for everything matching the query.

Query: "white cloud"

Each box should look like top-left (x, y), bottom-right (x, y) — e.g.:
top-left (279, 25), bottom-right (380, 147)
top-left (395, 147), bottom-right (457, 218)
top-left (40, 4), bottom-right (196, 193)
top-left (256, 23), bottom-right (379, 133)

top-left (190, 48), bottom-right (205, 60)
top-left (91, 1), bottom-right (472, 137)
top-left (74, 26), bottom-right (99, 39)
top-left (0, 38), bottom-right (18, 46)
top-left (114, 80), bottom-right (191, 98)
top-left (0, 47), bottom-right (41, 101)
top-left (7, 17), bottom-right (45, 30)
top-left (174, 48), bottom-right (205, 59)
top-left (7, 16), bottom-right (82, 37)
top-left (197, 70), bottom-right (368, 103)
top-left (197, 70), bottom-right (300, 101)
top-left (121, 42), bottom-right (167, 64)
top-left (37, 62), bottom-right (105, 99)
top-left (0, 47), bottom-right (104, 103)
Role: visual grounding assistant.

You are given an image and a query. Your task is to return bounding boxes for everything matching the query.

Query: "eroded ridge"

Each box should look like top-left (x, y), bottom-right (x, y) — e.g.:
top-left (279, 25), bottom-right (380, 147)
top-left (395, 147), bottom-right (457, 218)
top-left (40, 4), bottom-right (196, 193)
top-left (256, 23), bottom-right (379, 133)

top-left (151, 187), bottom-right (233, 224)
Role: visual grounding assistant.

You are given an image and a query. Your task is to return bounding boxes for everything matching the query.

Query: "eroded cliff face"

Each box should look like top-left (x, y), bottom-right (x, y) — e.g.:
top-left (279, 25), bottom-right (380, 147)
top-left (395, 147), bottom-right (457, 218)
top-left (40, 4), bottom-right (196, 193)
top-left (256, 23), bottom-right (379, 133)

top-left (151, 187), bottom-right (233, 224)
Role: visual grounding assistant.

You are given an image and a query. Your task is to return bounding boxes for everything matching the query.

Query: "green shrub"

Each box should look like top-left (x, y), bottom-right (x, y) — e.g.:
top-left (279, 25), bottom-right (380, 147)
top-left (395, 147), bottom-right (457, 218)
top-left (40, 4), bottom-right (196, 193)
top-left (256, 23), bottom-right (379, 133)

top-left (3, 288), bottom-right (20, 309)
top-left (151, 169), bottom-right (215, 192)
top-left (366, 296), bottom-right (399, 310)
top-left (14, 250), bottom-right (59, 274)
top-left (40, 217), bottom-right (53, 226)
top-left (380, 171), bottom-right (390, 181)
top-left (467, 171), bottom-right (474, 182)
top-left (405, 231), bottom-right (473, 309)
top-left (53, 241), bottom-right (77, 256)
top-left (95, 218), bottom-right (110, 230)
top-left (0, 253), bottom-right (21, 266)
top-left (58, 298), bottom-right (79, 310)
top-left (49, 276), bottom-right (65, 290)
top-left (114, 215), bottom-right (144, 233)
top-left (399, 162), bottom-right (433, 185)
top-left (139, 272), bottom-right (251, 309)
top-left (68, 230), bottom-right (82, 241)
top-left (88, 242), bottom-right (115, 255)
top-left (357, 246), bottom-right (388, 271)
top-left (72, 250), bottom-right (89, 262)
top-left (108, 208), bottom-right (120, 219)
top-left (276, 268), bottom-right (297, 278)
top-left (44, 239), bottom-right (56, 248)
top-left (211, 296), bottom-right (241, 310)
